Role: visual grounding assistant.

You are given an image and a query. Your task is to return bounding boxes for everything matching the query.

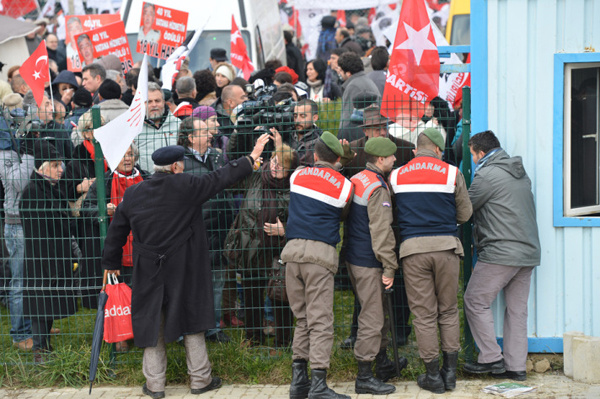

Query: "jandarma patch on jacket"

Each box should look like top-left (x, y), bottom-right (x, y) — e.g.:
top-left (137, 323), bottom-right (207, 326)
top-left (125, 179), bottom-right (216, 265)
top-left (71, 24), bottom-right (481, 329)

top-left (382, 202), bottom-right (391, 207)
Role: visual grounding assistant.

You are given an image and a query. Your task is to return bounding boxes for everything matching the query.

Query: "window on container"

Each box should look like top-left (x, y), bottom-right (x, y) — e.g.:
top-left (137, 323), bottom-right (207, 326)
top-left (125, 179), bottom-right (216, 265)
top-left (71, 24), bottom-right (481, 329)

top-left (564, 63), bottom-right (600, 217)
top-left (449, 14), bottom-right (470, 46)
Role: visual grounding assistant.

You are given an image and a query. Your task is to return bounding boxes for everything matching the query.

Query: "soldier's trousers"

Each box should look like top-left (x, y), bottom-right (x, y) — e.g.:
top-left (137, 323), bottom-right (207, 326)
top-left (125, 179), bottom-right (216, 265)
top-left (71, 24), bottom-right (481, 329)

top-left (286, 261), bottom-right (334, 369)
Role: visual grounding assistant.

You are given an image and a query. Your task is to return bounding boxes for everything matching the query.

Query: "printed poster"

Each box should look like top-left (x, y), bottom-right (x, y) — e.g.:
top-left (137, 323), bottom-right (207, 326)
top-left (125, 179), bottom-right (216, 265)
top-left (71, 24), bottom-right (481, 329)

top-left (136, 2), bottom-right (188, 60)
top-left (75, 21), bottom-right (134, 73)
top-left (65, 14), bottom-right (121, 71)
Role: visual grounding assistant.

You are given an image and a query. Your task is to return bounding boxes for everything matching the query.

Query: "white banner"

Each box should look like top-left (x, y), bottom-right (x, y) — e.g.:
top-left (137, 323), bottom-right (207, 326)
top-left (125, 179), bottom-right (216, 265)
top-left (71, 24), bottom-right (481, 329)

top-left (297, 8), bottom-right (330, 61)
top-left (95, 54), bottom-right (149, 171)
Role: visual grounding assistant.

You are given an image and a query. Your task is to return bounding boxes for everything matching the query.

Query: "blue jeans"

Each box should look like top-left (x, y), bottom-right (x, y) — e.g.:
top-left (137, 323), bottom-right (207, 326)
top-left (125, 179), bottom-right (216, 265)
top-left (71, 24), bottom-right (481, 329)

top-left (5, 223), bottom-right (32, 343)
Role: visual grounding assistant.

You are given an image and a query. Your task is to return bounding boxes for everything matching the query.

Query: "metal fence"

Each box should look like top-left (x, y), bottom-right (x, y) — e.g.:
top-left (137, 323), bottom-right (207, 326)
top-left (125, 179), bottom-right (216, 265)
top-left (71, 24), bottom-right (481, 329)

top-left (0, 87), bottom-right (473, 381)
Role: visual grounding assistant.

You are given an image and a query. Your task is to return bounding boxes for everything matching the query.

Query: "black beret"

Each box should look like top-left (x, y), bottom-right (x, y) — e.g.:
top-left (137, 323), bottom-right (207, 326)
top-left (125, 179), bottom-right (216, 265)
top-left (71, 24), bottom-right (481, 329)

top-left (152, 145), bottom-right (185, 166)
top-left (72, 87), bottom-right (93, 107)
top-left (98, 79), bottom-right (121, 100)
top-left (34, 139), bottom-right (61, 169)
top-left (210, 48), bottom-right (228, 62)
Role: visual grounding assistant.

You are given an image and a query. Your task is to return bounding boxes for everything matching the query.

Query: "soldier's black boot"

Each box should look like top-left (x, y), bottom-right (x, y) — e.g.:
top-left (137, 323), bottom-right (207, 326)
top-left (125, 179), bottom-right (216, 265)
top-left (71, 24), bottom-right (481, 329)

top-left (290, 359), bottom-right (311, 399)
top-left (355, 361), bottom-right (396, 395)
top-left (374, 349), bottom-right (407, 382)
top-left (308, 369), bottom-right (350, 399)
top-left (439, 351), bottom-right (458, 390)
top-left (417, 358), bottom-right (445, 394)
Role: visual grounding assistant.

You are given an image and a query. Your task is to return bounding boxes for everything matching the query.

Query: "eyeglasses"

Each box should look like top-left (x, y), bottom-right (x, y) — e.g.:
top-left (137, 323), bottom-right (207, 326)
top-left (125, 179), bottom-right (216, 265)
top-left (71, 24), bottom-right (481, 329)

top-left (270, 156), bottom-right (283, 171)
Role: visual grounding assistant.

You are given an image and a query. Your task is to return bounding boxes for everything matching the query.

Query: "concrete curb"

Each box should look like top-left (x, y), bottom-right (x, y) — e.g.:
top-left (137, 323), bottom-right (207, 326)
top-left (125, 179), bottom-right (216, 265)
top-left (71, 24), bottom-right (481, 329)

top-left (1, 374), bottom-right (600, 398)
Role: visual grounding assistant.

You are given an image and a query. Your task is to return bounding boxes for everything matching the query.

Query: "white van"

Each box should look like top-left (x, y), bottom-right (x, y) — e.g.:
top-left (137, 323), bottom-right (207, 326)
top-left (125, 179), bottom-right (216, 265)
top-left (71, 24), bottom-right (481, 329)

top-left (120, 0), bottom-right (286, 71)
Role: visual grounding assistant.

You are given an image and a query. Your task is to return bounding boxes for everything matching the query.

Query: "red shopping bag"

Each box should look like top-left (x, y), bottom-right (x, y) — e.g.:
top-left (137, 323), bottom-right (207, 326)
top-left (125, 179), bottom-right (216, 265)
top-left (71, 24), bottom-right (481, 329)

top-left (103, 273), bottom-right (134, 343)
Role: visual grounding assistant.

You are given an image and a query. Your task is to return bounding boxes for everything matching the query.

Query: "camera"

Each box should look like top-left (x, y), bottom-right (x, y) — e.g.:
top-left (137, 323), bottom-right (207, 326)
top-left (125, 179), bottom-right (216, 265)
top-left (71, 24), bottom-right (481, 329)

top-left (233, 84), bottom-right (296, 155)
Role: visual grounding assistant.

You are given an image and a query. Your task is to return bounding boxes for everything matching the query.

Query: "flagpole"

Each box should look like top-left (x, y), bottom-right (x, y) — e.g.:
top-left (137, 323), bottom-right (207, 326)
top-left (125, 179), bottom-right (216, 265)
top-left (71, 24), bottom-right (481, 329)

top-left (46, 39), bottom-right (55, 114)
top-left (48, 73), bottom-right (55, 114)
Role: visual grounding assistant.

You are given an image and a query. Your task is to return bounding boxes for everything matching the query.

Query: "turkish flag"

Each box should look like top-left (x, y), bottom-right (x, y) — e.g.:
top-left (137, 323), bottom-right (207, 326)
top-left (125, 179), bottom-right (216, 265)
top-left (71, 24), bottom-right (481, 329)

top-left (381, 0), bottom-right (439, 121)
top-left (230, 15), bottom-right (254, 80)
top-left (336, 10), bottom-right (346, 27)
top-left (20, 41), bottom-right (50, 109)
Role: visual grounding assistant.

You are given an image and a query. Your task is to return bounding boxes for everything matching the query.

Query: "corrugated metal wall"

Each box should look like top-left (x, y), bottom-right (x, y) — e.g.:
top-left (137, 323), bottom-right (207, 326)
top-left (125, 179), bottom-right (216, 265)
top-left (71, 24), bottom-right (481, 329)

top-left (484, 0), bottom-right (600, 349)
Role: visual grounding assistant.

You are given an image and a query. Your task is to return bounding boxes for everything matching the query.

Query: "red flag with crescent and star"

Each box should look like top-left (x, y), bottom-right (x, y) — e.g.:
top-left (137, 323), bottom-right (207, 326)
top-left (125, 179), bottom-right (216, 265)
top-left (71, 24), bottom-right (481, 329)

top-left (230, 15), bottom-right (254, 80)
top-left (20, 41), bottom-right (50, 108)
top-left (381, 0), bottom-right (439, 121)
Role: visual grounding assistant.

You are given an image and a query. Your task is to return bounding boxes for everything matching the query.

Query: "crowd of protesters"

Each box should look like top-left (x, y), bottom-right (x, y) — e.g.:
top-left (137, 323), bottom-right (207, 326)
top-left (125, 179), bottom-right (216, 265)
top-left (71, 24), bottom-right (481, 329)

top-left (0, 9), bottom-right (539, 399)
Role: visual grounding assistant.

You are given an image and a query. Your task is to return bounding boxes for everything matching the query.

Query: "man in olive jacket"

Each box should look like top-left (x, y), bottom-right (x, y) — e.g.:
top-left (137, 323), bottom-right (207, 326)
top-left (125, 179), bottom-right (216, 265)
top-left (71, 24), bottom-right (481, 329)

top-left (102, 137), bottom-right (268, 398)
top-left (463, 131), bottom-right (541, 382)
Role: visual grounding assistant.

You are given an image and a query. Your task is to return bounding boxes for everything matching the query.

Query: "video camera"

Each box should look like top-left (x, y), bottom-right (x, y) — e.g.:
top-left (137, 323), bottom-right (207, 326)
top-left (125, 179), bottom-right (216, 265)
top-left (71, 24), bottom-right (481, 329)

top-left (234, 84), bottom-right (296, 155)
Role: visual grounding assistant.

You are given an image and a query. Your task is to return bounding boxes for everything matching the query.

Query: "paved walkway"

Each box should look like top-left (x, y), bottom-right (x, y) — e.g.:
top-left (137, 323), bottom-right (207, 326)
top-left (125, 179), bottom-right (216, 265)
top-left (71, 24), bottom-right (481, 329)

top-left (2, 374), bottom-right (600, 399)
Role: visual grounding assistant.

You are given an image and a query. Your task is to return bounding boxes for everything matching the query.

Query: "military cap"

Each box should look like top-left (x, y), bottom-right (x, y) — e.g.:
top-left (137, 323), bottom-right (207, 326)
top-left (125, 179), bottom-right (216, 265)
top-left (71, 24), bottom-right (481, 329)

top-left (365, 137), bottom-right (397, 157)
top-left (320, 131), bottom-right (344, 157)
top-left (152, 145), bottom-right (185, 166)
top-left (422, 127), bottom-right (445, 151)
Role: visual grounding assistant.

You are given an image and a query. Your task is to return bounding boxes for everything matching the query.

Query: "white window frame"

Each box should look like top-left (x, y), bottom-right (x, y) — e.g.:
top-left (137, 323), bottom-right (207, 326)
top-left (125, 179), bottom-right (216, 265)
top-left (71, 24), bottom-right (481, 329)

top-left (563, 62), bottom-right (600, 217)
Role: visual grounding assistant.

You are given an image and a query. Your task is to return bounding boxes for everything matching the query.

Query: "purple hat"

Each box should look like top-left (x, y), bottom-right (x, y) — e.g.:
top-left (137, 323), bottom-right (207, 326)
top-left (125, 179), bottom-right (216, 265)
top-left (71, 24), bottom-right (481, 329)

top-left (192, 106), bottom-right (217, 121)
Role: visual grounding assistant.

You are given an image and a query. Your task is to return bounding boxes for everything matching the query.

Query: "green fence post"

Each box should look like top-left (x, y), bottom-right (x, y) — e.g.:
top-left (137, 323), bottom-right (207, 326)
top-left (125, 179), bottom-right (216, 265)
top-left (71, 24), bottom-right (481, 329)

top-left (461, 86), bottom-right (475, 363)
top-left (91, 106), bottom-right (108, 247)
top-left (90, 106), bottom-right (116, 367)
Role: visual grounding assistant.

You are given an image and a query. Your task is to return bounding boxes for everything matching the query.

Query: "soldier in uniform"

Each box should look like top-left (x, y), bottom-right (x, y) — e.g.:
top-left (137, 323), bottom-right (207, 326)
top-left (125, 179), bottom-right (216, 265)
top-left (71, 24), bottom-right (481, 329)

top-left (345, 137), bottom-right (401, 395)
top-left (389, 128), bottom-right (472, 394)
top-left (282, 132), bottom-right (353, 399)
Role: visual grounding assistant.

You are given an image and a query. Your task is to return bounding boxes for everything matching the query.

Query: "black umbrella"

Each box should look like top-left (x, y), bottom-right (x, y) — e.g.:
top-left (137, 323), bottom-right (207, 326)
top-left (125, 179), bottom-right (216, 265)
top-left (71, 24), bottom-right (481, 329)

top-left (89, 272), bottom-right (110, 394)
top-left (385, 288), bottom-right (401, 377)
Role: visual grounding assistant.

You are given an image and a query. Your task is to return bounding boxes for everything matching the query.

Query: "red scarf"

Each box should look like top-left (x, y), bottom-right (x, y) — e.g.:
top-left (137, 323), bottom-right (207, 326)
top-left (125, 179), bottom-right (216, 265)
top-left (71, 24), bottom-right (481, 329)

top-left (82, 140), bottom-right (109, 172)
top-left (110, 169), bottom-right (143, 267)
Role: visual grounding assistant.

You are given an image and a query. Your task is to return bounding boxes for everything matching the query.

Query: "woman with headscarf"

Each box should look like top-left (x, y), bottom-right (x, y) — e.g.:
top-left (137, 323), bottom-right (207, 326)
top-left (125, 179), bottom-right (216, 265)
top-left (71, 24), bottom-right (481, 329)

top-left (213, 62), bottom-right (236, 98)
top-left (78, 144), bottom-right (147, 352)
top-left (305, 58), bottom-right (341, 102)
top-left (21, 140), bottom-right (78, 363)
top-left (51, 70), bottom-right (79, 113)
top-left (224, 136), bottom-right (299, 347)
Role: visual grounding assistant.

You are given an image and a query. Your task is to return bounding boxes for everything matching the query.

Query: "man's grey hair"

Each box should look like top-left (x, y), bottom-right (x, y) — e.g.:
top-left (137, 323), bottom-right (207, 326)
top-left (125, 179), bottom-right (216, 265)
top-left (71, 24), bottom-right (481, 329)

top-left (147, 82), bottom-right (163, 98)
top-left (153, 160), bottom-right (183, 173)
top-left (175, 76), bottom-right (196, 96)
top-left (10, 75), bottom-right (26, 92)
top-left (106, 69), bottom-right (123, 83)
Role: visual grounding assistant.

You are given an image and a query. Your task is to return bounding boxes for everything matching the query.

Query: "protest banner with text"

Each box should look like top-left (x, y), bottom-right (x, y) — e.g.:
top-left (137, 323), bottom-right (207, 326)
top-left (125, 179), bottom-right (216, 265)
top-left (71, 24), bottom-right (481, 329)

top-left (75, 21), bottom-right (134, 73)
top-left (136, 2), bottom-right (188, 60)
top-left (65, 13), bottom-right (121, 71)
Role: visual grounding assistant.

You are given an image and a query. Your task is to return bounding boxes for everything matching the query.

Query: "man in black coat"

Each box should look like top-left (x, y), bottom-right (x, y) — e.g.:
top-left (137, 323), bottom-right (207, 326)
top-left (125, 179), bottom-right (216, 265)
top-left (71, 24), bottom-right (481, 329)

top-left (284, 30), bottom-right (306, 83)
top-left (102, 138), bottom-right (269, 398)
